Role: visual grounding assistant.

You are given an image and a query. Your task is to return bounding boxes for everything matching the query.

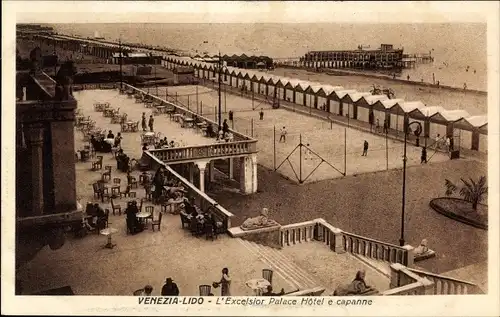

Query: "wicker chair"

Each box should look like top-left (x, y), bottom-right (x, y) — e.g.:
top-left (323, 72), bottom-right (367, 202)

top-left (262, 269), bottom-right (274, 284)
top-left (199, 285), bottom-right (212, 296)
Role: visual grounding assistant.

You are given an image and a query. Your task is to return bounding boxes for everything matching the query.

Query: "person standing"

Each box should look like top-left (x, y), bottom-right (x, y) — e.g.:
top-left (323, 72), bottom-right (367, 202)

top-left (141, 112), bottom-right (147, 132)
top-left (213, 268), bottom-right (231, 296)
top-left (362, 140), bottom-right (369, 156)
top-left (304, 144), bottom-right (312, 160)
top-left (222, 119), bottom-right (229, 134)
top-left (228, 110), bottom-right (234, 122)
top-left (421, 147), bottom-right (427, 164)
top-left (148, 115), bottom-right (154, 132)
top-left (259, 108), bottom-right (264, 120)
top-left (375, 118), bottom-right (380, 133)
top-left (279, 126), bottom-right (287, 143)
top-left (383, 119), bottom-right (389, 134)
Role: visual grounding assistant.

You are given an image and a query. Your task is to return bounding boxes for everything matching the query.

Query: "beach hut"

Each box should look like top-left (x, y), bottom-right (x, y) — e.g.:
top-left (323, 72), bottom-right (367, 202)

top-left (330, 89), bottom-right (357, 116)
top-left (274, 78), bottom-right (287, 100)
top-left (265, 75), bottom-right (281, 98)
top-left (354, 95), bottom-right (388, 125)
top-left (250, 74), bottom-right (260, 93)
top-left (321, 85), bottom-right (344, 113)
top-left (417, 105), bottom-right (446, 140)
top-left (390, 101), bottom-right (426, 136)
top-left (304, 84), bottom-right (326, 110)
top-left (372, 98), bottom-right (404, 129)
top-left (293, 81), bottom-right (311, 107)
top-left (283, 79), bottom-right (299, 103)
top-left (341, 91), bottom-right (372, 120)
top-left (454, 115), bottom-right (487, 151)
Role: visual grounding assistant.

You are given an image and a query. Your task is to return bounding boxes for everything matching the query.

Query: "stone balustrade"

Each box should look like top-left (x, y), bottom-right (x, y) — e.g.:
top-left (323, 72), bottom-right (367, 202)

top-left (148, 140), bottom-right (257, 164)
top-left (341, 232), bottom-right (409, 265)
top-left (280, 220), bottom-right (316, 246)
top-left (144, 151), bottom-right (234, 231)
top-left (406, 267), bottom-right (481, 294)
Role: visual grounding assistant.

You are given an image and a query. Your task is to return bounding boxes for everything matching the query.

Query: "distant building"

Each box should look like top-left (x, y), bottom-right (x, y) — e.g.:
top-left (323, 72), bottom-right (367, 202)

top-left (112, 52), bottom-right (162, 65)
top-left (303, 44), bottom-right (404, 70)
top-left (193, 54), bottom-right (274, 69)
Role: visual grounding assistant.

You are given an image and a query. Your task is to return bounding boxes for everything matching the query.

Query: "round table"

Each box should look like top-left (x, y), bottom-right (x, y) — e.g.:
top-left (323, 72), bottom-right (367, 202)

top-left (100, 227), bottom-right (118, 249)
top-left (104, 138), bottom-right (114, 145)
top-left (136, 211), bottom-right (151, 219)
top-left (245, 278), bottom-right (271, 295)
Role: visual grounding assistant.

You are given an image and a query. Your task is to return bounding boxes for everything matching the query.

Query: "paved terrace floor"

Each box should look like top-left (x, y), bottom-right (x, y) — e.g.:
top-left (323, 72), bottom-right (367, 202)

top-left (73, 89), bottom-right (213, 153)
top-left (16, 100), bottom-right (389, 295)
top-left (153, 85), bottom-right (450, 183)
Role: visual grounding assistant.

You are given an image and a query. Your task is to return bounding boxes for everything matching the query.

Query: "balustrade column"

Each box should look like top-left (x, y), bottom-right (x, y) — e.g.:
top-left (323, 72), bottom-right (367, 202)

top-left (26, 123), bottom-right (45, 216)
top-left (402, 245), bottom-right (415, 267)
top-left (331, 228), bottom-right (346, 253)
top-left (196, 161), bottom-right (208, 192)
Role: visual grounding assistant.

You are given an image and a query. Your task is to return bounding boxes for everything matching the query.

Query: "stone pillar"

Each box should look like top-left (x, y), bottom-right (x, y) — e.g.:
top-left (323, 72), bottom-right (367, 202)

top-left (471, 130), bottom-right (480, 151)
top-left (209, 160), bottom-right (215, 182)
top-left (196, 161), bottom-right (208, 192)
top-left (50, 118), bottom-right (77, 212)
top-left (402, 244), bottom-right (415, 268)
top-left (389, 263), bottom-right (404, 288)
top-left (26, 123), bottom-right (45, 216)
top-left (228, 158), bottom-right (234, 179)
top-left (446, 123), bottom-right (454, 137)
top-left (330, 228), bottom-right (346, 254)
top-left (189, 163), bottom-right (194, 183)
top-left (239, 154), bottom-right (257, 194)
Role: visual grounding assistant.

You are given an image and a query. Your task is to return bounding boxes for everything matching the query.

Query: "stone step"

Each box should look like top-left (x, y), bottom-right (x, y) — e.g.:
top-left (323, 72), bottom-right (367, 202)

top-left (237, 239), bottom-right (318, 291)
top-left (251, 241), bottom-right (319, 288)
top-left (351, 254), bottom-right (392, 278)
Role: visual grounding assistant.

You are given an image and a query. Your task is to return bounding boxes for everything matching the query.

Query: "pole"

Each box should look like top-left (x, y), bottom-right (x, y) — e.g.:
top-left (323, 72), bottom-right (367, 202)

top-left (200, 101), bottom-right (203, 116)
top-left (224, 86), bottom-right (227, 113)
top-left (400, 128), bottom-right (408, 247)
top-left (196, 86), bottom-right (199, 114)
top-left (155, 65), bottom-right (158, 96)
top-left (214, 106), bottom-right (217, 122)
top-left (344, 128), bottom-right (347, 175)
top-left (299, 134), bottom-right (303, 183)
top-left (348, 103), bottom-right (350, 128)
top-left (386, 129), bottom-right (389, 170)
top-left (175, 92), bottom-right (178, 103)
top-left (53, 37), bottom-right (57, 77)
top-left (218, 51), bottom-right (222, 128)
top-left (187, 95), bottom-right (190, 110)
top-left (251, 118), bottom-right (254, 137)
top-left (273, 125), bottom-right (276, 170)
top-left (252, 90), bottom-right (255, 110)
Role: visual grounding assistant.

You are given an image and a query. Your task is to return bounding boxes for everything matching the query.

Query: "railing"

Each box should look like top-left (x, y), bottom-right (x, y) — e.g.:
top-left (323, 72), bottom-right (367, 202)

top-left (73, 83), bottom-right (117, 90)
top-left (31, 72), bottom-right (57, 98)
top-left (406, 267), bottom-right (481, 294)
top-left (279, 218), bottom-right (409, 266)
top-left (342, 232), bottom-right (408, 265)
top-left (280, 220), bottom-right (316, 246)
top-left (148, 141), bottom-right (257, 164)
top-left (144, 151), bottom-right (234, 231)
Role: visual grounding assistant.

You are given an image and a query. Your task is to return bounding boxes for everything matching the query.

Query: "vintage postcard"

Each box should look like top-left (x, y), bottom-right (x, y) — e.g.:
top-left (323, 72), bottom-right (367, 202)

top-left (2, 1), bottom-right (499, 316)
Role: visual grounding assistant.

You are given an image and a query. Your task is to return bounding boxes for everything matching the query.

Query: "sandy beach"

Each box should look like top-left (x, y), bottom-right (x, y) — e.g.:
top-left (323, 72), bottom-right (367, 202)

top-left (269, 68), bottom-right (488, 116)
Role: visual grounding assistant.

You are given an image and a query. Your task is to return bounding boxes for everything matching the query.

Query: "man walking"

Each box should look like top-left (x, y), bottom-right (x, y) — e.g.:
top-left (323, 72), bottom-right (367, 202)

top-left (383, 119), bottom-right (389, 134)
top-left (279, 126), bottom-right (287, 143)
top-left (148, 115), bottom-right (154, 132)
top-left (259, 108), bottom-right (264, 120)
top-left (421, 147), bottom-right (427, 164)
top-left (141, 112), bottom-right (147, 132)
top-left (362, 140), bottom-right (369, 156)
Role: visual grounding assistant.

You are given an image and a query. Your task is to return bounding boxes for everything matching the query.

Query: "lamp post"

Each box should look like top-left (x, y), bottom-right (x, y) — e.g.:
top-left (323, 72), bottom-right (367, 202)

top-left (400, 121), bottom-right (422, 246)
top-left (218, 51), bottom-right (222, 128)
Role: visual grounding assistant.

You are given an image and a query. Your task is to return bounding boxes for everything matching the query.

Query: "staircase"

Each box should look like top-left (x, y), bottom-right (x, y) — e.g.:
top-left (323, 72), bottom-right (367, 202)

top-left (237, 239), bottom-right (320, 291)
top-left (351, 254), bottom-right (392, 278)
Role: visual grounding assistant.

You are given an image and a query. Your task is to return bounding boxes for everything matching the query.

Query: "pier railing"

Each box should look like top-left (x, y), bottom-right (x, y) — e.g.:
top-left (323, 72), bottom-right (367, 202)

top-left (144, 151), bottom-right (234, 231)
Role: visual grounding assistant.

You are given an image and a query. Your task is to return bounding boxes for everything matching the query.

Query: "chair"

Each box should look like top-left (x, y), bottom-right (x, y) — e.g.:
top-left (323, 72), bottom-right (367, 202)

top-left (102, 166), bottom-right (112, 182)
top-left (111, 186), bottom-right (121, 198)
top-left (262, 269), bottom-right (273, 284)
top-left (93, 183), bottom-right (102, 199)
top-left (133, 288), bottom-right (144, 296)
top-left (92, 156), bottom-right (103, 170)
top-left (199, 285), bottom-right (212, 296)
top-left (128, 176), bottom-right (138, 189)
top-left (204, 222), bottom-right (216, 241)
top-left (144, 185), bottom-right (153, 201)
top-left (113, 178), bottom-right (121, 185)
top-left (111, 199), bottom-right (122, 216)
top-left (145, 206), bottom-right (154, 224)
top-left (139, 198), bottom-right (144, 212)
top-left (180, 213), bottom-right (190, 229)
top-left (151, 211), bottom-right (163, 232)
top-left (97, 181), bottom-right (110, 202)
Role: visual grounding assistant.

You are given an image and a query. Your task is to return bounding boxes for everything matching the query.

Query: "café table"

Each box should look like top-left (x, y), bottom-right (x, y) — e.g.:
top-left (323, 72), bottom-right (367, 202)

top-left (104, 138), bottom-right (114, 145)
top-left (136, 211), bottom-right (152, 228)
top-left (156, 106), bottom-right (166, 114)
top-left (172, 114), bottom-right (183, 123)
top-left (182, 117), bottom-right (194, 128)
top-left (100, 227), bottom-right (118, 249)
top-left (126, 121), bottom-right (136, 131)
top-left (245, 278), bottom-right (271, 296)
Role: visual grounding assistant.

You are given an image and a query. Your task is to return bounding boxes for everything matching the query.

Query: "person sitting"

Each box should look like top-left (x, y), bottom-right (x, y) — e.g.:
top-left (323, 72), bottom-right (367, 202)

top-left (107, 130), bottom-right (115, 139)
top-left (184, 197), bottom-right (197, 217)
top-left (134, 285), bottom-right (153, 296)
top-left (206, 124), bottom-right (215, 138)
top-left (142, 143), bottom-right (149, 152)
top-left (169, 140), bottom-right (175, 148)
top-left (262, 285), bottom-right (285, 296)
top-left (333, 270), bottom-right (374, 296)
top-left (161, 278), bottom-right (180, 296)
top-left (90, 135), bottom-right (100, 152)
top-left (126, 201), bottom-right (142, 234)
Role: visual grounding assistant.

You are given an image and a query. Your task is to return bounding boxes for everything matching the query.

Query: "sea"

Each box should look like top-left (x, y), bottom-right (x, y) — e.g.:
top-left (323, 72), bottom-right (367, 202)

top-left (51, 23), bottom-right (487, 91)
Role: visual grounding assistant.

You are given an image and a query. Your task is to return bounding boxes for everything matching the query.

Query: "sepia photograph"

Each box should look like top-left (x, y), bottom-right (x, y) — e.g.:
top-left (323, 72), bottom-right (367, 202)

top-left (2, 1), bottom-right (499, 316)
